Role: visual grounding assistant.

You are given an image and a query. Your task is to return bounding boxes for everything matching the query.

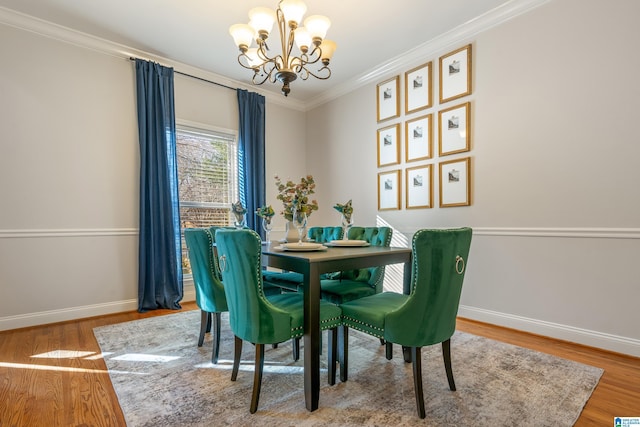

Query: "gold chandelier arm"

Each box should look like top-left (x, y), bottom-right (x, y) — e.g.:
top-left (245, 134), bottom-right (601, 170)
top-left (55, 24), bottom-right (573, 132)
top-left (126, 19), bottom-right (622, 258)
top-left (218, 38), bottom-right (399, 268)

top-left (238, 53), bottom-right (263, 71)
top-left (255, 41), bottom-right (278, 64)
top-left (251, 62), bottom-right (278, 85)
top-left (251, 70), bottom-right (271, 85)
top-left (276, 8), bottom-right (292, 70)
top-left (298, 64), bottom-right (331, 81)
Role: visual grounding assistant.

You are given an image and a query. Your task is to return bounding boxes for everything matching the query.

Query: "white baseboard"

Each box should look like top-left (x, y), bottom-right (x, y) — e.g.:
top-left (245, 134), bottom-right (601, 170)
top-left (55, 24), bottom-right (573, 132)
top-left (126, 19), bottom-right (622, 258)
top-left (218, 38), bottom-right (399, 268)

top-left (458, 305), bottom-right (640, 358)
top-left (0, 289), bottom-right (196, 332)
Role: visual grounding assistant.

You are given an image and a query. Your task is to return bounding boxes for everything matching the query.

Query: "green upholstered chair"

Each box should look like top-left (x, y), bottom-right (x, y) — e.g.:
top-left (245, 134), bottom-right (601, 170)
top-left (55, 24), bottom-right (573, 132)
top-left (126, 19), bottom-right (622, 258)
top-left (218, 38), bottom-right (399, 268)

top-left (339, 228), bottom-right (472, 418)
top-left (262, 226), bottom-right (343, 292)
top-left (215, 228), bottom-right (342, 413)
top-left (210, 226), bottom-right (282, 297)
top-left (320, 226), bottom-right (393, 304)
top-left (184, 228), bottom-right (228, 364)
top-left (308, 226), bottom-right (344, 243)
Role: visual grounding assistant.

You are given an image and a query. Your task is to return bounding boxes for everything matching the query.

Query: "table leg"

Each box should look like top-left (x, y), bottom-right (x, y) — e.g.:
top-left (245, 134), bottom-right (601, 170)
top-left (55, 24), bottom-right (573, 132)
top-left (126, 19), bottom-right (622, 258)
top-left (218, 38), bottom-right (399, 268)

top-left (303, 264), bottom-right (320, 411)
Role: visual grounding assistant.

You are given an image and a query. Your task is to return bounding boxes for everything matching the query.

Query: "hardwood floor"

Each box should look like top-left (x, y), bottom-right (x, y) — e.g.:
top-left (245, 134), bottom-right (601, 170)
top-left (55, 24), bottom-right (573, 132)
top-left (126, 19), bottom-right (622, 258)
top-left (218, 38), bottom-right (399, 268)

top-left (1, 302), bottom-right (638, 426)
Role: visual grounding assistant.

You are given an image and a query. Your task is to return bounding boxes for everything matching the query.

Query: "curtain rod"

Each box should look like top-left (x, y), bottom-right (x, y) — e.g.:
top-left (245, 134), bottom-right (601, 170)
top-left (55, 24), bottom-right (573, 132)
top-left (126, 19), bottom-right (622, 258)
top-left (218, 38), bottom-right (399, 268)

top-left (129, 57), bottom-right (236, 92)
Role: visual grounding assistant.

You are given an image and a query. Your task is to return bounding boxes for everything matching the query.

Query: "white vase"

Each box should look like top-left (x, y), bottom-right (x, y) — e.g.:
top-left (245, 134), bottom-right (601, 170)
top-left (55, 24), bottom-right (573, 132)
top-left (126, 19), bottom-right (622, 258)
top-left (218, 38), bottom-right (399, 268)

top-left (285, 220), bottom-right (306, 243)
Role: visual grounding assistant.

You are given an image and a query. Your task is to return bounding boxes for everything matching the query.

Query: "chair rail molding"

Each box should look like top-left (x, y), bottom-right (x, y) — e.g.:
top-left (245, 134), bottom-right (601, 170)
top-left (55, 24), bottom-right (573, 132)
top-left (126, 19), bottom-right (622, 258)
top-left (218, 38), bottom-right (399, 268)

top-left (394, 227), bottom-right (640, 240)
top-left (473, 226), bottom-right (640, 239)
top-left (0, 228), bottom-right (139, 238)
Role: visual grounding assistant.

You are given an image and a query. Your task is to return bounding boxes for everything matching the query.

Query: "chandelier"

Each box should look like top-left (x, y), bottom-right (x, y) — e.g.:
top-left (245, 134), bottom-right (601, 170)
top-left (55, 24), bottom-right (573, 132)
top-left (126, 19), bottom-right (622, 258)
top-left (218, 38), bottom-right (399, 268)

top-left (229, 0), bottom-right (337, 97)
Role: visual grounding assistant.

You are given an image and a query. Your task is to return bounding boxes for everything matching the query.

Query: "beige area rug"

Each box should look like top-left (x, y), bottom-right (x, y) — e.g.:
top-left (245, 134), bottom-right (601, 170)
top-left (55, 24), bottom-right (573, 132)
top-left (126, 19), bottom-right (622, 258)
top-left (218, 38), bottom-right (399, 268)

top-left (93, 310), bottom-right (602, 427)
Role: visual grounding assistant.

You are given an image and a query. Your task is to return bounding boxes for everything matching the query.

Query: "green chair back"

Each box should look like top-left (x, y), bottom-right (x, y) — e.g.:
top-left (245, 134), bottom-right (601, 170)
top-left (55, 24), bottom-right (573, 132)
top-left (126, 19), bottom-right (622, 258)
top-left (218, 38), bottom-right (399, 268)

top-left (184, 228), bottom-right (228, 314)
top-left (385, 227), bottom-right (472, 347)
top-left (307, 226), bottom-right (343, 243)
top-left (215, 229), bottom-right (292, 344)
top-left (342, 226), bottom-right (393, 291)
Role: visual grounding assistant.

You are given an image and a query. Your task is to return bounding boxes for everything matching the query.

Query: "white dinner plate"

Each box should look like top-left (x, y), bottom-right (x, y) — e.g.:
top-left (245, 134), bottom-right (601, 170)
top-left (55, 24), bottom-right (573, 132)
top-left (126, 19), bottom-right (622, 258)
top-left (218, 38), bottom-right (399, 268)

top-left (274, 245), bottom-right (328, 252)
top-left (327, 240), bottom-right (370, 247)
top-left (283, 242), bottom-right (323, 250)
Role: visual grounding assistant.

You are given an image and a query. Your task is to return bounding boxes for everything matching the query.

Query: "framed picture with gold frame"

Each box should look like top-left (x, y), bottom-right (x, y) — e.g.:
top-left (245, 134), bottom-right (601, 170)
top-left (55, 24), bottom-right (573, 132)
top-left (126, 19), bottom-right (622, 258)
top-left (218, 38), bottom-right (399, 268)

top-left (376, 76), bottom-right (400, 122)
top-left (378, 169), bottom-right (401, 211)
top-left (439, 157), bottom-right (471, 207)
top-left (406, 164), bottom-right (433, 209)
top-left (377, 123), bottom-right (401, 167)
top-left (439, 44), bottom-right (472, 104)
top-left (438, 102), bottom-right (470, 157)
top-left (405, 62), bottom-right (432, 114)
top-left (405, 114), bottom-right (432, 162)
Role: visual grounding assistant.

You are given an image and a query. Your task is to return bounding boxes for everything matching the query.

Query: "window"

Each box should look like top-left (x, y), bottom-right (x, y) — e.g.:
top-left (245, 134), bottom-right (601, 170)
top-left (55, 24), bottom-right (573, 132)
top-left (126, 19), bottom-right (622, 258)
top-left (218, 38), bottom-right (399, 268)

top-left (176, 123), bottom-right (239, 274)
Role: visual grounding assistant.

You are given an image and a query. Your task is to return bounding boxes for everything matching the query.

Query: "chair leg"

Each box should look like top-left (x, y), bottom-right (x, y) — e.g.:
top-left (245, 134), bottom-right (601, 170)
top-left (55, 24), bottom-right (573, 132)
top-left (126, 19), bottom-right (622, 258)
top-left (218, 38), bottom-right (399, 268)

top-left (211, 312), bottom-right (221, 364)
top-left (292, 337), bottom-right (300, 361)
top-left (411, 346), bottom-right (426, 419)
top-left (250, 343), bottom-right (265, 414)
top-left (402, 346), bottom-right (412, 363)
top-left (338, 325), bottom-right (348, 382)
top-left (442, 339), bottom-right (456, 391)
top-left (205, 311), bottom-right (212, 333)
top-left (231, 336), bottom-right (243, 381)
top-left (198, 310), bottom-right (209, 347)
top-left (385, 341), bottom-right (393, 360)
top-left (327, 328), bottom-right (337, 385)
top-left (379, 338), bottom-right (386, 346)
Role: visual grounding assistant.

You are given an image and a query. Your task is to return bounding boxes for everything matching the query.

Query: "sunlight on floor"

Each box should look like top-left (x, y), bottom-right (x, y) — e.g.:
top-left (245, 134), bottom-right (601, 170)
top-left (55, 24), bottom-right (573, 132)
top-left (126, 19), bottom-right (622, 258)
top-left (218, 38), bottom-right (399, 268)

top-left (0, 347), bottom-right (181, 375)
top-left (0, 361), bottom-right (111, 374)
top-left (31, 350), bottom-right (96, 358)
top-left (193, 359), bottom-right (309, 375)
top-left (30, 350), bottom-right (113, 360)
top-left (111, 353), bottom-right (181, 363)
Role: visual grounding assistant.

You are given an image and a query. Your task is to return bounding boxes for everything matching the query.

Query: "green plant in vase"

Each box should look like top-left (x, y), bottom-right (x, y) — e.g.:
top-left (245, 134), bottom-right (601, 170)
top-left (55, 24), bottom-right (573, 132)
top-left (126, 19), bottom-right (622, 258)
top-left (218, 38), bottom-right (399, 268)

top-left (231, 200), bottom-right (247, 229)
top-left (275, 175), bottom-right (319, 221)
top-left (256, 205), bottom-right (275, 244)
top-left (334, 199), bottom-right (354, 240)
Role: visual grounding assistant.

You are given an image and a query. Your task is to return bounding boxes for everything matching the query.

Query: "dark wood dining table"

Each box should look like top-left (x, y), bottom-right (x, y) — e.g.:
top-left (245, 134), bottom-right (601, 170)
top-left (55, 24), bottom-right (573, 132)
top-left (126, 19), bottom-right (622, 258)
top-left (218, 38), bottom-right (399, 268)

top-left (261, 243), bottom-right (412, 412)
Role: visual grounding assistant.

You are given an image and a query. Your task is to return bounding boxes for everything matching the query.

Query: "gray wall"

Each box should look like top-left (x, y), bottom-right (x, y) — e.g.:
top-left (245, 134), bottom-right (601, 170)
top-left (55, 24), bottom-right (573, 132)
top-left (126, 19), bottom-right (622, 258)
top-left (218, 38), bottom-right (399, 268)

top-left (305, 0), bottom-right (640, 355)
top-left (1, 0), bottom-right (638, 356)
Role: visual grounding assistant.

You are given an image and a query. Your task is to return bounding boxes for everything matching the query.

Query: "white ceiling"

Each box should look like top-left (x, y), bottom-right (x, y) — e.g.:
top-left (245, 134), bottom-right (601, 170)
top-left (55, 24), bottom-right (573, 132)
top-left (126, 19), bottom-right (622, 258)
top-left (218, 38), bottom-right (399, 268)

top-left (0, 0), bottom-right (515, 102)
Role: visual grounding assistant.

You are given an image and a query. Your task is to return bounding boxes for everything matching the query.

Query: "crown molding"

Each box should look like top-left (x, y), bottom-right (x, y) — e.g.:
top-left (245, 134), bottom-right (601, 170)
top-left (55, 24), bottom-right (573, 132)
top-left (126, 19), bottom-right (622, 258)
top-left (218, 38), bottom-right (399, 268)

top-left (0, 6), bottom-right (305, 111)
top-left (305, 0), bottom-right (551, 110)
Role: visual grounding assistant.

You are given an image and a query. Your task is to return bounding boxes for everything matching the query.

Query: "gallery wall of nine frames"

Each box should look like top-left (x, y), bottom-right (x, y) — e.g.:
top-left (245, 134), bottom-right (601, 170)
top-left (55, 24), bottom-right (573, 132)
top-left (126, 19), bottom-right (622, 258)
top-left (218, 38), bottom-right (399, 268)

top-left (376, 44), bottom-right (473, 211)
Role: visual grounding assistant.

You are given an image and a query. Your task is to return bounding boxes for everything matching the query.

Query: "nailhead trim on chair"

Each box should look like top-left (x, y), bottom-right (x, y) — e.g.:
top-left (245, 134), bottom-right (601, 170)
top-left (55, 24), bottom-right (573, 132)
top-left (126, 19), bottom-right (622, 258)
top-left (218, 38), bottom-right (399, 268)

top-left (409, 229), bottom-right (425, 295)
top-left (203, 229), bottom-right (218, 280)
top-left (289, 314), bottom-right (342, 338)
top-left (244, 231), bottom-right (272, 300)
top-left (321, 315), bottom-right (343, 329)
top-left (342, 315), bottom-right (385, 339)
